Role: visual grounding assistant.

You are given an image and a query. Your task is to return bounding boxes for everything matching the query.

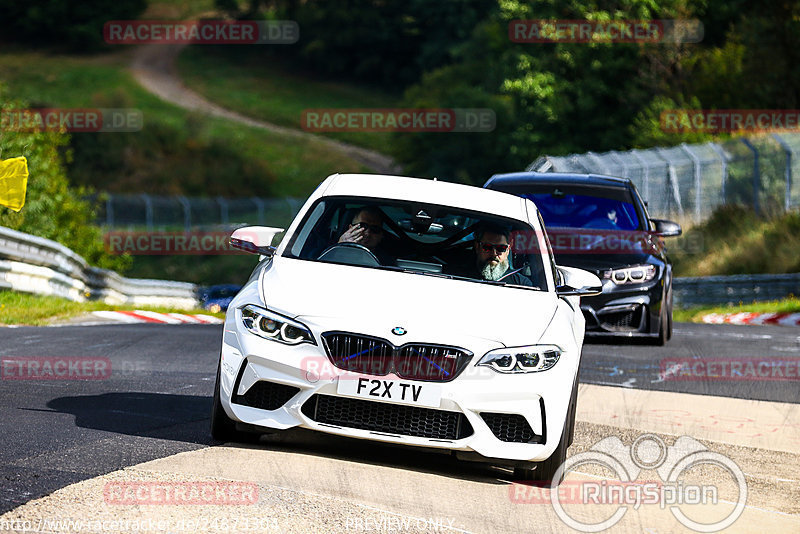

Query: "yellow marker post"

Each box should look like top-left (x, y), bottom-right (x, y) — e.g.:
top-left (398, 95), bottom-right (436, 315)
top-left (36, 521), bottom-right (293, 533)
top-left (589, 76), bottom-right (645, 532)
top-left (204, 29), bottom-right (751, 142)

top-left (0, 156), bottom-right (29, 212)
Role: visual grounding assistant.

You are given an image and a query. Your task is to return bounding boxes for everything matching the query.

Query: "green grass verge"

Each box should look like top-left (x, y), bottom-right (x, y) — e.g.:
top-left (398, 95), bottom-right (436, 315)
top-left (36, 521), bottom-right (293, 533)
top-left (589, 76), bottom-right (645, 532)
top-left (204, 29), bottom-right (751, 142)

top-left (0, 290), bottom-right (223, 326)
top-left (674, 297), bottom-right (800, 323)
top-left (176, 46), bottom-right (400, 154)
top-left (0, 49), bottom-right (366, 198)
top-left (671, 205), bottom-right (800, 277)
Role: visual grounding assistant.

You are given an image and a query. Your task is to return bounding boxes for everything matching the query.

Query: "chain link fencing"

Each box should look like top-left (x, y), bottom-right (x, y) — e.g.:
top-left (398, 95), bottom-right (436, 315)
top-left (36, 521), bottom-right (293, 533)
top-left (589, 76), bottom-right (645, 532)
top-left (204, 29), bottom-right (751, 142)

top-left (529, 133), bottom-right (800, 222)
top-left (97, 194), bottom-right (304, 231)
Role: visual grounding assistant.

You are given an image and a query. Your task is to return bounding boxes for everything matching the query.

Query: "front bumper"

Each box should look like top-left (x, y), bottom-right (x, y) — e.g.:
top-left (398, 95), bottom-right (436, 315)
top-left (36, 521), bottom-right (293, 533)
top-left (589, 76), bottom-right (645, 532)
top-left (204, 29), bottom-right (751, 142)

top-left (218, 313), bottom-right (578, 464)
top-left (581, 278), bottom-right (665, 337)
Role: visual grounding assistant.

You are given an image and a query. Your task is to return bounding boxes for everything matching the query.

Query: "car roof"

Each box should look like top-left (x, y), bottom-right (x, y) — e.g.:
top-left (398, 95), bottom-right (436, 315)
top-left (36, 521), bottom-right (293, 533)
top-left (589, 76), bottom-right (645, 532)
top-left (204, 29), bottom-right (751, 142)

top-left (319, 173), bottom-right (532, 221)
top-left (484, 171), bottom-right (633, 190)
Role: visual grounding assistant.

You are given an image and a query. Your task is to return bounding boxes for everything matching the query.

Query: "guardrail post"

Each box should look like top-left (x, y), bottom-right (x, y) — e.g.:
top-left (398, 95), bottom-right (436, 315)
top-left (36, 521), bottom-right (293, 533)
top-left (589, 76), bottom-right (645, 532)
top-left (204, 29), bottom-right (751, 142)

top-left (771, 133), bottom-right (793, 212)
top-left (740, 138), bottom-right (760, 215)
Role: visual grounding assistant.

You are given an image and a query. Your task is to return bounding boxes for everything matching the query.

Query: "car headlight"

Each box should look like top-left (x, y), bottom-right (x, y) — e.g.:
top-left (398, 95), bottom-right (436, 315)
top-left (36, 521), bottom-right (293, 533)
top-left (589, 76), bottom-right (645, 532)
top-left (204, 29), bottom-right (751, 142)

top-left (240, 305), bottom-right (316, 345)
top-left (603, 265), bottom-right (656, 285)
top-left (477, 345), bottom-right (561, 373)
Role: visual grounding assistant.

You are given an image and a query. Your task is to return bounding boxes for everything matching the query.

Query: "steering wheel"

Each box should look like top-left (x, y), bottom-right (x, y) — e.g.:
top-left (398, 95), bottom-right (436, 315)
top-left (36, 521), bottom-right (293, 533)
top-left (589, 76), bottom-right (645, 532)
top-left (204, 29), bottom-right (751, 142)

top-left (317, 242), bottom-right (381, 266)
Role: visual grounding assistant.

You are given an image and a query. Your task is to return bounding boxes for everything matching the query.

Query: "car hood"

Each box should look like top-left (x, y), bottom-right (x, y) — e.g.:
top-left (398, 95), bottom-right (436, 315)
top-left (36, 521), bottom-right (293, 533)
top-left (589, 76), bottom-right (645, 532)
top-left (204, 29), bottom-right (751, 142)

top-left (260, 257), bottom-right (559, 347)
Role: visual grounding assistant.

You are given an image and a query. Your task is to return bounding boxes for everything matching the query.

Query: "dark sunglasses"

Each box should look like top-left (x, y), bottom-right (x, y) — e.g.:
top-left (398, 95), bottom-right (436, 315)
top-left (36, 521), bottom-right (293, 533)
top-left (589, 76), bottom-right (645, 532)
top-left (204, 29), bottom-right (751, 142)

top-left (352, 221), bottom-right (383, 233)
top-left (478, 242), bottom-right (510, 254)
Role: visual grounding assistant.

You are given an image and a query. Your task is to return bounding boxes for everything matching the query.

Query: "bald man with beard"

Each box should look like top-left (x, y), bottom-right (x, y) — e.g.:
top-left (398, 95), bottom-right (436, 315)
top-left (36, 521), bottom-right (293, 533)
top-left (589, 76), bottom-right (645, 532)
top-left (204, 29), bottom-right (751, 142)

top-left (470, 223), bottom-right (533, 286)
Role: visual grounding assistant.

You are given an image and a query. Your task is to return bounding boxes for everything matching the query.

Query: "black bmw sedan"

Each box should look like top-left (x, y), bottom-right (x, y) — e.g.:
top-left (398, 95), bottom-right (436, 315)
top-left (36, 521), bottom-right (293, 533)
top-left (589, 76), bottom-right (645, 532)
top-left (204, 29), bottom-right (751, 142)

top-left (484, 172), bottom-right (682, 345)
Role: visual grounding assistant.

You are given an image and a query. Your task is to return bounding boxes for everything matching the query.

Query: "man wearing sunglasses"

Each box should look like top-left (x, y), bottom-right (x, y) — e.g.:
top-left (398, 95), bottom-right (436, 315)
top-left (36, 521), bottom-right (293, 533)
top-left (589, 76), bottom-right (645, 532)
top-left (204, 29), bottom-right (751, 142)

top-left (337, 206), bottom-right (394, 264)
top-left (472, 223), bottom-right (533, 286)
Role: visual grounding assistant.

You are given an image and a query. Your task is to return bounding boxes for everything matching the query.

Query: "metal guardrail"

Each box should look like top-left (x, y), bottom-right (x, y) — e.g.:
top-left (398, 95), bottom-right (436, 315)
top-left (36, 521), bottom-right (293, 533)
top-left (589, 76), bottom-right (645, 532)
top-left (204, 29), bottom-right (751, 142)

top-left (0, 226), bottom-right (199, 309)
top-left (674, 273), bottom-right (800, 308)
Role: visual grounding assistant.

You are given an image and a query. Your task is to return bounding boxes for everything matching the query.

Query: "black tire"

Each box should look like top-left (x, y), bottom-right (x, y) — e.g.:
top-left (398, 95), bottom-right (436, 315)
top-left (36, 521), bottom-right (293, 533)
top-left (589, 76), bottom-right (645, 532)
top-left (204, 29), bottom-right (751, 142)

top-left (513, 372), bottom-right (578, 484)
top-left (210, 361), bottom-right (250, 442)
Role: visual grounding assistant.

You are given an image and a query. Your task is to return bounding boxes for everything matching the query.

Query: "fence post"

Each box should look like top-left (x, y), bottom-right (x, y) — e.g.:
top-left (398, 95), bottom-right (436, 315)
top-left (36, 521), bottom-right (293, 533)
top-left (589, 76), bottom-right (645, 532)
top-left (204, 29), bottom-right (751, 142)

top-left (609, 151), bottom-right (629, 179)
top-left (680, 143), bottom-right (703, 221)
top-left (630, 150), bottom-right (651, 203)
top-left (708, 142), bottom-right (729, 204)
top-left (740, 138), bottom-right (760, 215)
top-left (251, 197), bottom-right (265, 225)
top-left (771, 133), bottom-right (793, 212)
top-left (177, 196), bottom-right (191, 232)
top-left (654, 148), bottom-right (684, 218)
top-left (105, 195), bottom-right (114, 227)
top-left (586, 151), bottom-right (610, 174)
top-left (140, 194), bottom-right (153, 232)
top-left (216, 196), bottom-right (229, 226)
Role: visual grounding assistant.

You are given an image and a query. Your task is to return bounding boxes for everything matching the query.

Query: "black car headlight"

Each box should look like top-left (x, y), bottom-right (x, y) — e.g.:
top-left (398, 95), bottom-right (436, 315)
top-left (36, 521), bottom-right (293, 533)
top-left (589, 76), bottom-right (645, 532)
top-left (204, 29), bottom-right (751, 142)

top-left (603, 265), bottom-right (656, 285)
top-left (240, 305), bottom-right (315, 345)
top-left (477, 345), bottom-right (561, 373)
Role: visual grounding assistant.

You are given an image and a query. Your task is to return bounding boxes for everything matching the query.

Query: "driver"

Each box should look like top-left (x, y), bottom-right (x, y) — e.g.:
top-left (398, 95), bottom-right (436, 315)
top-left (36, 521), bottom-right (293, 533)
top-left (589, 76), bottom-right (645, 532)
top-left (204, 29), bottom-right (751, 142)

top-left (337, 207), bottom-right (393, 263)
top-left (471, 223), bottom-right (532, 286)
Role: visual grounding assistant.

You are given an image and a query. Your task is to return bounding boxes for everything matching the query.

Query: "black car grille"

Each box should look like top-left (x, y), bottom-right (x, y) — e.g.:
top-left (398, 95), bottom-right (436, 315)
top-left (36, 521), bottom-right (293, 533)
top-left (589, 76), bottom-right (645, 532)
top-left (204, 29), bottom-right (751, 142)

top-left (233, 380), bottom-right (300, 411)
top-left (598, 305), bottom-right (643, 332)
top-left (480, 412), bottom-right (542, 443)
top-left (301, 394), bottom-right (473, 440)
top-left (322, 332), bottom-right (472, 382)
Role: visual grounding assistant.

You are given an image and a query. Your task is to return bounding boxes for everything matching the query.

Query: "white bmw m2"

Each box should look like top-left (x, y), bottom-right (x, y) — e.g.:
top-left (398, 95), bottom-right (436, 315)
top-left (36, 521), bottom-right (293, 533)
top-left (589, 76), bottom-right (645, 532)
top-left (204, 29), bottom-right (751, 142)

top-left (211, 174), bottom-right (601, 482)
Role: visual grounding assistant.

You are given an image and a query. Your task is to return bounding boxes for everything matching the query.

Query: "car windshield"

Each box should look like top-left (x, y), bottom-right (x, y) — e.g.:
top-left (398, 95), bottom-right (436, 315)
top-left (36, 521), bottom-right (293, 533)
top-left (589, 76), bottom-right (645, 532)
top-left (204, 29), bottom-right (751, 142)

top-left (283, 196), bottom-right (549, 290)
top-left (524, 191), bottom-right (641, 231)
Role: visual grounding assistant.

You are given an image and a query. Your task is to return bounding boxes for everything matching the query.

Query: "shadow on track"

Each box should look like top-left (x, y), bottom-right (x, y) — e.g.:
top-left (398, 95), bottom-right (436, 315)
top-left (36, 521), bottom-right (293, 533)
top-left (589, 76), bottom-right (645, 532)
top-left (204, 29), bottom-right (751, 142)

top-left (46, 392), bottom-right (214, 445)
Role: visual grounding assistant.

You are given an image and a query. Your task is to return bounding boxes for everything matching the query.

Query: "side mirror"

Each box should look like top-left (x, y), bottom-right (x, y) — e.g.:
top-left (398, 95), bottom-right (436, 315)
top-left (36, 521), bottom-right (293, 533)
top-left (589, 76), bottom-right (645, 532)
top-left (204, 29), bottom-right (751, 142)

top-left (229, 226), bottom-right (284, 256)
top-left (651, 219), bottom-right (682, 237)
top-left (556, 266), bottom-right (603, 297)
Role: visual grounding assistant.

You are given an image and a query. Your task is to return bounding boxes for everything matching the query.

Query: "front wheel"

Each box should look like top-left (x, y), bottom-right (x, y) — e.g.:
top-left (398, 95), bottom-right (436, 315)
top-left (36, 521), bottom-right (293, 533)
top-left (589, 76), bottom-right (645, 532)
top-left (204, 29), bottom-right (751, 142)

top-left (513, 375), bottom-right (577, 484)
top-left (210, 361), bottom-right (253, 442)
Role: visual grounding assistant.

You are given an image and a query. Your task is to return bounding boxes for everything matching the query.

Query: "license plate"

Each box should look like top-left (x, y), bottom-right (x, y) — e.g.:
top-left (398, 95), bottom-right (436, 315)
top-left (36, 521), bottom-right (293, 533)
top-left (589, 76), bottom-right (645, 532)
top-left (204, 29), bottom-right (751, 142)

top-left (337, 376), bottom-right (442, 408)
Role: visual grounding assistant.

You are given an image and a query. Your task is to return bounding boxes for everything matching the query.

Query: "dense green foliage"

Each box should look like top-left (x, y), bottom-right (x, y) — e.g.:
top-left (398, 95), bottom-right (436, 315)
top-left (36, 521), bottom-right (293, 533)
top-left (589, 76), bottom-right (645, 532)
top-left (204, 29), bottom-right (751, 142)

top-left (0, 0), bottom-right (147, 50)
top-left (216, 0), bottom-right (800, 185)
top-left (0, 94), bottom-right (131, 271)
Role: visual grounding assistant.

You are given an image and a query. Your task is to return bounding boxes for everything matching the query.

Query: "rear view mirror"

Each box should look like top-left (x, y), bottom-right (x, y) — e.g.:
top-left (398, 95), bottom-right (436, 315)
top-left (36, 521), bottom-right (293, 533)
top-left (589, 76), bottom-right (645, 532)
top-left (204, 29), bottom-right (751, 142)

top-left (229, 226), bottom-right (284, 256)
top-left (651, 219), bottom-right (682, 237)
top-left (556, 266), bottom-right (602, 297)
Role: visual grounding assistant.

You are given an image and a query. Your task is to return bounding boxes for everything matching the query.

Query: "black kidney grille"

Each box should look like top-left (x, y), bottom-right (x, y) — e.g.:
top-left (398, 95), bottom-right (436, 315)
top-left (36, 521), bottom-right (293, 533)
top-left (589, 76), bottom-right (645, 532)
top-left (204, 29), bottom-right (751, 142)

top-left (322, 332), bottom-right (471, 382)
top-left (396, 344), bottom-right (464, 381)
top-left (301, 394), bottom-right (473, 440)
top-left (324, 333), bottom-right (394, 375)
top-left (233, 380), bottom-right (300, 411)
top-left (480, 412), bottom-right (542, 443)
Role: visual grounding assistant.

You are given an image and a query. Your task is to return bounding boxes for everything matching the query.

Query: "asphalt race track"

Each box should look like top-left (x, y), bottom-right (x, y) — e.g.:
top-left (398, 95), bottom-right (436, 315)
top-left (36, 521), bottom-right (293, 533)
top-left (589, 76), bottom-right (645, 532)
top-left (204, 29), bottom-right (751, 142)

top-left (0, 323), bottom-right (798, 532)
